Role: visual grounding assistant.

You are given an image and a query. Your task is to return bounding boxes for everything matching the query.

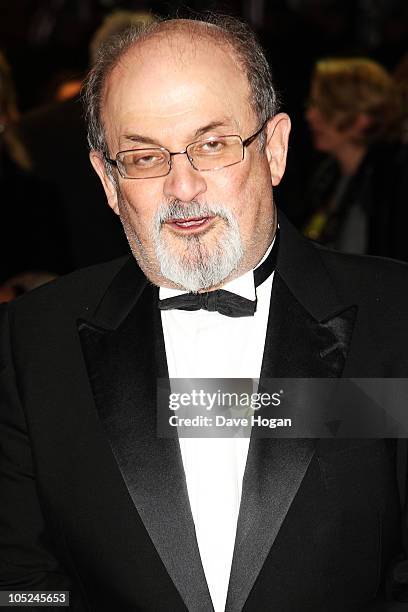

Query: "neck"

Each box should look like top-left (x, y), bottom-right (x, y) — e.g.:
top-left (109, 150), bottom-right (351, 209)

top-left (334, 142), bottom-right (367, 176)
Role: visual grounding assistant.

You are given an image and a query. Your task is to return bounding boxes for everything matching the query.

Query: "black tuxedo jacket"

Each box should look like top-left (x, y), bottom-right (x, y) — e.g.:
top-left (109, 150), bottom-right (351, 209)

top-left (1, 213), bottom-right (408, 611)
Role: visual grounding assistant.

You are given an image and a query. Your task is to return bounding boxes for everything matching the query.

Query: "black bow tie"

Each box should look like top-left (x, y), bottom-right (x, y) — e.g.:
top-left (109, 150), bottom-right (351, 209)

top-left (158, 230), bottom-right (279, 317)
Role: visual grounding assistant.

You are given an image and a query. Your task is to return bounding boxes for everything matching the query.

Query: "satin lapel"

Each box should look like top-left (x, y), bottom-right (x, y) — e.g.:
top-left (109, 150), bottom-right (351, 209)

top-left (78, 261), bottom-right (213, 612)
top-left (226, 214), bottom-right (357, 612)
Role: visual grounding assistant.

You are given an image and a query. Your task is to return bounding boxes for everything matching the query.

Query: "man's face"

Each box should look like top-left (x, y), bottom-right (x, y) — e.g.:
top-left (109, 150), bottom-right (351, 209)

top-left (91, 31), bottom-right (290, 291)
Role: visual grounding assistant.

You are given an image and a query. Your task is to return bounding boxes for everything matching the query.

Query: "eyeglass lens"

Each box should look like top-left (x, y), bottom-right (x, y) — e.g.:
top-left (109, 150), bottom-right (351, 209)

top-left (118, 135), bottom-right (244, 178)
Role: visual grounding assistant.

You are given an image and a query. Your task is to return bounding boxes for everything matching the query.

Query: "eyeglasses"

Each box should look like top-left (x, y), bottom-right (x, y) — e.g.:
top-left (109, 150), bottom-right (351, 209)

top-left (104, 120), bottom-right (268, 179)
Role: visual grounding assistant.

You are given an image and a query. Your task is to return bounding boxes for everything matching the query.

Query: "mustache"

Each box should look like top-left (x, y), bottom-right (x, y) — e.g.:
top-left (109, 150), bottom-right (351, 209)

top-left (156, 201), bottom-right (230, 224)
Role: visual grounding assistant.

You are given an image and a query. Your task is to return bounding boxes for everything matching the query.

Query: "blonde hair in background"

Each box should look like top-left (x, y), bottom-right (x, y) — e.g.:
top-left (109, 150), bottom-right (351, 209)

top-left (309, 58), bottom-right (403, 144)
top-left (0, 51), bottom-right (31, 171)
top-left (89, 11), bottom-right (157, 64)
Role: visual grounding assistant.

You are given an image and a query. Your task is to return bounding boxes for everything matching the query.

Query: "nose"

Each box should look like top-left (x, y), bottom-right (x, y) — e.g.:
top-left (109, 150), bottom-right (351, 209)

top-left (163, 152), bottom-right (207, 202)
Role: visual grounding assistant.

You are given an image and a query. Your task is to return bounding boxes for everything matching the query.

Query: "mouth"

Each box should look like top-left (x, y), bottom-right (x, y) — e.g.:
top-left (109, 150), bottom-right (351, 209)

top-left (165, 216), bottom-right (215, 233)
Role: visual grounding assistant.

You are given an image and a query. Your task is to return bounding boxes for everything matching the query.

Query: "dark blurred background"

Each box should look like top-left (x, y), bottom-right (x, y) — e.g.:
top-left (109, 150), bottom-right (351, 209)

top-left (2, 1), bottom-right (407, 110)
top-left (2, 0), bottom-right (407, 170)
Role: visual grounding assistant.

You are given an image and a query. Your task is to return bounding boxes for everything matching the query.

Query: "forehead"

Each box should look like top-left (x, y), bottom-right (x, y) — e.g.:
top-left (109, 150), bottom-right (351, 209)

top-left (102, 33), bottom-right (254, 148)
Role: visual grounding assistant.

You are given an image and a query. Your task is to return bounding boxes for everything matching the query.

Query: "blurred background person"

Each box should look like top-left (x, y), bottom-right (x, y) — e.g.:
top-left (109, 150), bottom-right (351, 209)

top-left (302, 57), bottom-right (408, 260)
top-left (15, 11), bottom-right (156, 273)
top-left (0, 50), bottom-right (69, 301)
top-left (393, 51), bottom-right (408, 143)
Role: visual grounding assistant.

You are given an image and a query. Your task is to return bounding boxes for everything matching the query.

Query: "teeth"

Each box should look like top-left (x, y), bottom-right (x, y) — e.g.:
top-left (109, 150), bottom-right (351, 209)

top-left (175, 218), bottom-right (207, 227)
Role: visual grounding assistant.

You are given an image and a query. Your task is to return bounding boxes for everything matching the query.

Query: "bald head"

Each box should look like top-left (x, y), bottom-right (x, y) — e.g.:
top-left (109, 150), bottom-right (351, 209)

top-left (103, 31), bottom-right (255, 159)
top-left (83, 15), bottom-right (278, 156)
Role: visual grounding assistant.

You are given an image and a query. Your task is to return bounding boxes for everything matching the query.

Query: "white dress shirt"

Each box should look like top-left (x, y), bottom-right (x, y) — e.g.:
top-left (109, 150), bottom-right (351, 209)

top-left (160, 253), bottom-right (274, 612)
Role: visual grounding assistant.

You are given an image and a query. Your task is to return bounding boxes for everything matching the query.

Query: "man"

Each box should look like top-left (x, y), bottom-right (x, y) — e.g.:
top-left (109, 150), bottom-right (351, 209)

top-left (1, 15), bottom-right (408, 612)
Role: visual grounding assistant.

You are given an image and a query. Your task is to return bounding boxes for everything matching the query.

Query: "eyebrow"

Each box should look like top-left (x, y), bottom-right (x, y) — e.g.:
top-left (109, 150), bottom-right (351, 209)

top-left (122, 119), bottom-right (238, 148)
top-left (193, 120), bottom-right (237, 139)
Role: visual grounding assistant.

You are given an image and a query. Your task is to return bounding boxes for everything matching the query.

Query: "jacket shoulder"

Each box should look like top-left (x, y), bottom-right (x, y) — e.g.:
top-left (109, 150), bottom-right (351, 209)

top-left (316, 243), bottom-right (408, 283)
top-left (8, 256), bottom-right (132, 320)
top-left (315, 244), bottom-right (408, 312)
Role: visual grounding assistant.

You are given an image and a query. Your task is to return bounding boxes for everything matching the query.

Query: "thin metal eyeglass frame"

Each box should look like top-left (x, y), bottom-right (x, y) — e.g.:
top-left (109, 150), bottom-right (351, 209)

top-left (103, 119), bottom-right (269, 179)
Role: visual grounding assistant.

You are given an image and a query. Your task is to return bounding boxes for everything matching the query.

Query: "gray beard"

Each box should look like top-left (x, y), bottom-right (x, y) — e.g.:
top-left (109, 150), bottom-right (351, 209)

top-left (152, 201), bottom-right (244, 292)
top-left (117, 190), bottom-right (244, 292)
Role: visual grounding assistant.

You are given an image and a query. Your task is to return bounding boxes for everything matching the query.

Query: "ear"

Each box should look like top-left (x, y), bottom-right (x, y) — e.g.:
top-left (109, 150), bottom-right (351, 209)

top-left (89, 150), bottom-right (120, 215)
top-left (264, 113), bottom-right (291, 187)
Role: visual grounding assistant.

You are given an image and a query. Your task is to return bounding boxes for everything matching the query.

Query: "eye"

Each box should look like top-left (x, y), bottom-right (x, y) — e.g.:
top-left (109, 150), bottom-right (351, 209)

top-left (123, 150), bottom-right (166, 168)
top-left (135, 155), bottom-right (161, 166)
top-left (196, 139), bottom-right (226, 154)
